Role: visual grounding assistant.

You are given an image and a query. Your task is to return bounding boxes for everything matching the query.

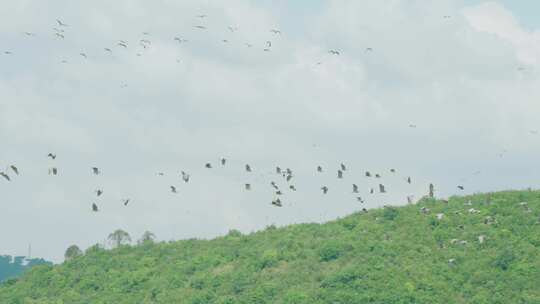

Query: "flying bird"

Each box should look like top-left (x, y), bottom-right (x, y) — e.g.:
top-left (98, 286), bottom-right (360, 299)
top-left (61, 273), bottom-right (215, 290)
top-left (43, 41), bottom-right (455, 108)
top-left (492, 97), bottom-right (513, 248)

top-left (266, 41), bottom-right (272, 48)
top-left (10, 165), bottom-right (19, 175)
top-left (104, 48), bottom-right (112, 53)
top-left (228, 26), bottom-right (238, 32)
top-left (205, 163), bottom-right (212, 169)
top-left (271, 198), bottom-right (282, 207)
top-left (170, 186), bottom-right (177, 193)
top-left (245, 164), bottom-right (252, 172)
top-left (409, 124), bottom-right (417, 128)
top-left (370, 188), bottom-right (374, 194)
top-left (328, 50), bottom-right (340, 55)
top-left (194, 25), bottom-right (207, 30)
top-left (375, 174), bottom-right (381, 178)
top-left (220, 158), bottom-right (226, 166)
top-left (275, 190), bottom-right (283, 196)
top-left (457, 185), bottom-right (464, 190)
top-left (174, 37), bottom-right (188, 43)
top-left (117, 42), bottom-right (128, 48)
top-left (407, 177), bottom-right (412, 184)
top-left (352, 184), bottom-right (359, 193)
top-left (0, 172), bottom-right (10, 181)
top-left (365, 48), bottom-right (373, 52)
top-left (95, 189), bottom-right (103, 197)
top-left (55, 33), bottom-right (65, 39)
top-left (92, 167), bottom-right (100, 175)
top-left (92, 203), bottom-right (99, 212)
top-left (317, 166), bottom-right (323, 173)
top-left (56, 19), bottom-right (68, 27)
top-left (196, 14), bottom-right (207, 18)
top-left (181, 171), bottom-right (190, 183)
top-left (3, 51), bottom-right (12, 55)
top-left (340, 163), bottom-right (346, 171)
top-left (356, 197), bottom-right (364, 203)
top-left (379, 184), bottom-right (386, 193)
top-left (390, 169), bottom-right (396, 173)
top-left (23, 32), bottom-right (35, 36)
top-left (123, 199), bottom-right (130, 206)
top-left (276, 166), bottom-right (282, 174)
top-left (365, 171), bottom-right (371, 177)
top-left (286, 174), bottom-right (293, 182)
top-left (48, 167), bottom-right (58, 175)
top-left (289, 185), bottom-right (297, 191)
top-left (245, 184), bottom-right (251, 191)
top-left (321, 186), bottom-right (329, 194)
top-left (48, 153), bottom-right (57, 160)
top-left (337, 170), bottom-right (343, 179)
top-left (271, 181), bottom-right (279, 190)
top-left (80, 53), bottom-right (87, 58)
top-left (270, 29), bottom-right (281, 34)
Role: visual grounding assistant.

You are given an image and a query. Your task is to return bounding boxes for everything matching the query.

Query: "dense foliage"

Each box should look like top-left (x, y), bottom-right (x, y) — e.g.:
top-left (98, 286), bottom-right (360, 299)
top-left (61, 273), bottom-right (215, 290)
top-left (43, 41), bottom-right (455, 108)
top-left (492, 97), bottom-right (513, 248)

top-left (1, 190), bottom-right (539, 303)
top-left (0, 256), bottom-right (51, 283)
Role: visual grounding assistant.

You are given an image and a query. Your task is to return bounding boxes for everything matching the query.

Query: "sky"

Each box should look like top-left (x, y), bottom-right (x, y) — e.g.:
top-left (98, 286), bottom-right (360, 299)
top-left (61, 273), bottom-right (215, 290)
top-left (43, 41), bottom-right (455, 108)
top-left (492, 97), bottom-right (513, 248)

top-left (1, 0), bottom-right (540, 263)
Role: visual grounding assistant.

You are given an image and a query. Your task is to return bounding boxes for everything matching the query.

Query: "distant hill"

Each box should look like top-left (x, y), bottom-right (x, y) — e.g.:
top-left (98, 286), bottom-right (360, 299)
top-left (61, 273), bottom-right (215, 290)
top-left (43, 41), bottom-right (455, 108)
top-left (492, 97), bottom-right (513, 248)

top-left (1, 190), bottom-right (539, 303)
top-left (0, 255), bottom-right (51, 283)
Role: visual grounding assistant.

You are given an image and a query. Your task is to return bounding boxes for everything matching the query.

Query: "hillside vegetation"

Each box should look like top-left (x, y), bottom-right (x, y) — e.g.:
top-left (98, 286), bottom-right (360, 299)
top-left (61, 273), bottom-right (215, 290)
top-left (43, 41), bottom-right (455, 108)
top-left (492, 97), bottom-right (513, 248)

top-left (1, 190), bottom-right (539, 304)
top-left (0, 256), bottom-right (51, 283)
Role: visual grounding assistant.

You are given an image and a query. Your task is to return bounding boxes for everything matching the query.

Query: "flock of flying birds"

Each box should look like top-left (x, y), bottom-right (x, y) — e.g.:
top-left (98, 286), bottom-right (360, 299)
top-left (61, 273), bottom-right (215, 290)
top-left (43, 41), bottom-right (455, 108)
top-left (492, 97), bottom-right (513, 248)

top-left (2, 16), bottom-right (375, 66)
top-left (1, 152), bottom-right (454, 213)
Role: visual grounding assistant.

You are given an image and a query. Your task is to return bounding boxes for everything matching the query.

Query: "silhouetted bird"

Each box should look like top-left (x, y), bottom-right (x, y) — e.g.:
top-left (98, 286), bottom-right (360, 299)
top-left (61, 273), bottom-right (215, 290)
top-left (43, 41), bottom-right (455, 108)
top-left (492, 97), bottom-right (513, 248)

top-left (47, 153), bottom-right (56, 160)
top-left (390, 169), bottom-right (396, 173)
top-left (289, 185), bottom-right (297, 191)
top-left (272, 198), bottom-right (282, 207)
top-left (205, 163), bottom-right (212, 169)
top-left (49, 167), bottom-right (58, 175)
top-left (0, 172), bottom-right (10, 181)
top-left (328, 50), bottom-right (340, 55)
top-left (181, 171), bottom-right (190, 183)
top-left (457, 185), bottom-right (464, 190)
top-left (10, 165), bottom-right (19, 175)
top-left (245, 183), bottom-right (251, 190)
top-left (56, 19), bottom-right (68, 27)
top-left (92, 167), bottom-right (100, 175)
top-left (365, 171), bottom-right (371, 177)
top-left (356, 197), bottom-right (364, 203)
top-left (286, 174), bottom-right (293, 182)
top-left (337, 170), bottom-right (343, 179)
top-left (245, 164), bottom-right (252, 172)
top-left (340, 163), bottom-right (346, 171)
top-left (379, 184), bottom-right (386, 193)
top-left (317, 166), bottom-right (323, 172)
top-left (170, 186), bottom-right (177, 193)
top-left (271, 181), bottom-right (279, 190)
top-left (370, 188), bottom-right (374, 194)
top-left (407, 177), bottom-right (411, 184)
top-left (375, 174), bottom-right (381, 178)
top-left (221, 158), bottom-right (226, 166)
top-left (123, 199), bottom-right (130, 206)
top-left (276, 166), bottom-right (282, 174)
top-left (352, 184), bottom-right (359, 193)
top-left (321, 186), bottom-right (328, 194)
top-left (95, 189), bottom-right (103, 197)
top-left (92, 203), bottom-right (98, 212)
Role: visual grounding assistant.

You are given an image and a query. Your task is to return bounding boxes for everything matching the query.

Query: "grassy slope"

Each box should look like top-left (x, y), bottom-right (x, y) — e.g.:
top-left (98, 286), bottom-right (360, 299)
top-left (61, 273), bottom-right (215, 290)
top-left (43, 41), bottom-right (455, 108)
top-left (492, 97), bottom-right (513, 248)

top-left (1, 190), bottom-right (539, 304)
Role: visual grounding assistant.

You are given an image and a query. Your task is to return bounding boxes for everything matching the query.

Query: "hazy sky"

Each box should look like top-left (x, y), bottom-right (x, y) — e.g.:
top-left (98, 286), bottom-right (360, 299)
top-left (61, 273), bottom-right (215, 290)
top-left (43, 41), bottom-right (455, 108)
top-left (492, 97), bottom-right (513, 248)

top-left (1, 1), bottom-right (539, 262)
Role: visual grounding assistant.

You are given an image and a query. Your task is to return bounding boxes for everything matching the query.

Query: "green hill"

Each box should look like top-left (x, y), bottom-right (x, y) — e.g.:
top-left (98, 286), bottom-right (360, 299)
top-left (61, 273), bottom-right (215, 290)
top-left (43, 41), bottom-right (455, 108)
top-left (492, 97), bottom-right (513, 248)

top-left (0, 256), bottom-right (51, 283)
top-left (1, 191), bottom-right (539, 303)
